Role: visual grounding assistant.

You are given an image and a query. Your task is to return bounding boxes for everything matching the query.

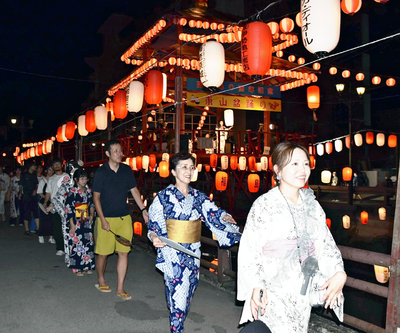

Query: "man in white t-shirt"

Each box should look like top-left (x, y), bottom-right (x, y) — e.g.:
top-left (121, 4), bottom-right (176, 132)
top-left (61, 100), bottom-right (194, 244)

top-left (44, 158), bottom-right (69, 256)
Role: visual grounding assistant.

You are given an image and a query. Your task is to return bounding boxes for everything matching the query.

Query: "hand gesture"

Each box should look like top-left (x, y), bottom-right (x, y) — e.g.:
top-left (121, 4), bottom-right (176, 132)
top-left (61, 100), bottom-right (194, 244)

top-left (222, 215), bottom-right (237, 224)
top-left (101, 219), bottom-right (110, 231)
top-left (150, 234), bottom-right (166, 248)
top-left (320, 271), bottom-right (347, 309)
top-left (250, 288), bottom-right (268, 320)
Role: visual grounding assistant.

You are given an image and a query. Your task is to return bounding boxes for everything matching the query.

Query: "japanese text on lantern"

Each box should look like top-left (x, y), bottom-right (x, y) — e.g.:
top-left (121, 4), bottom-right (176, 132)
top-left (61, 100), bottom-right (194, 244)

top-left (301, 0), bottom-right (313, 46)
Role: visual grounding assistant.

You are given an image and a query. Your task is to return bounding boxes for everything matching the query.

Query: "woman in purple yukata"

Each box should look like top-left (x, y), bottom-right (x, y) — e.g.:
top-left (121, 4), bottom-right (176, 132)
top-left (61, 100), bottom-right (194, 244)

top-left (148, 151), bottom-right (241, 333)
top-left (65, 169), bottom-right (95, 276)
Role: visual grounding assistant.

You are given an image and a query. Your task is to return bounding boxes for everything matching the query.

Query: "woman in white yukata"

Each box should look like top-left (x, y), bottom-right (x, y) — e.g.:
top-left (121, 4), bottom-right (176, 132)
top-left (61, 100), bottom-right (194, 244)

top-left (148, 151), bottom-right (241, 333)
top-left (237, 142), bottom-right (347, 333)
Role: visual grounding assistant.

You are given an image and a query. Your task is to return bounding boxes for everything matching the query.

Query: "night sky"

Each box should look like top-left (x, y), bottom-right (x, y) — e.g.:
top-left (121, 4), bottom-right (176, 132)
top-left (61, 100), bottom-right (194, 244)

top-left (1, 0), bottom-right (400, 149)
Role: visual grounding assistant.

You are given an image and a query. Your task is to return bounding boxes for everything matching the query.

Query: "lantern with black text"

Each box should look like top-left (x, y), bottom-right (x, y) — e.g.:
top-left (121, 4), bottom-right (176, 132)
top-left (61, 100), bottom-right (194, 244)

top-left (239, 156), bottom-right (246, 171)
top-left (215, 171), bottom-right (228, 191)
top-left (159, 161), bottom-right (169, 178)
top-left (221, 155), bottom-right (229, 170)
top-left (360, 211), bottom-right (368, 225)
top-left (248, 174), bottom-right (260, 193)
top-left (342, 167), bottom-right (352, 181)
top-left (114, 90), bottom-right (128, 119)
top-left (241, 21), bottom-right (272, 80)
top-left (210, 153), bottom-right (218, 168)
top-left (200, 40), bottom-right (225, 90)
top-left (134, 222), bottom-right (142, 235)
top-left (343, 215), bottom-right (350, 229)
top-left (65, 122), bottom-right (76, 140)
top-left (145, 70), bottom-right (163, 105)
top-left (85, 110), bottom-right (96, 133)
top-left (301, 0), bottom-right (341, 57)
top-left (248, 156), bottom-right (256, 171)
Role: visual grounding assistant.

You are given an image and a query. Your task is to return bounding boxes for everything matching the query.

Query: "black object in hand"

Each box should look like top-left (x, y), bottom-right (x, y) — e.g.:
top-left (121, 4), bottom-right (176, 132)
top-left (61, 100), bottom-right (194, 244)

top-left (300, 256), bottom-right (319, 295)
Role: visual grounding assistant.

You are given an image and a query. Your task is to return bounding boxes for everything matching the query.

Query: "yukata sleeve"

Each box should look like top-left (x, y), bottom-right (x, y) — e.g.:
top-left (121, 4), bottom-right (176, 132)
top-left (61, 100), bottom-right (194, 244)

top-left (65, 192), bottom-right (75, 222)
top-left (53, 183), bottom-right (68, 216)
top-left (147, 195), bottom-right (167, 239)
top-left (87, 190), bottom-right (95, 210)
top-left (197, 191), bottom-right (241, 247)
top-left (237, 198), bottom-right (268, 324)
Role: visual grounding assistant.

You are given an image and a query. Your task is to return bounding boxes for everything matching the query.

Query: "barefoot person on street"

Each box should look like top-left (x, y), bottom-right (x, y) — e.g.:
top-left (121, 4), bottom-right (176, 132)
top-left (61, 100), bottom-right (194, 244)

top-left (92, 139), bottom-right (148, 300)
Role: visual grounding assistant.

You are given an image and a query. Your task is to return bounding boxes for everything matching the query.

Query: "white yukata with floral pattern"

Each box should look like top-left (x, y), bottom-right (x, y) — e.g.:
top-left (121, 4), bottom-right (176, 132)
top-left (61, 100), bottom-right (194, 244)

top-left (237, 187), bottom-right (345, 333)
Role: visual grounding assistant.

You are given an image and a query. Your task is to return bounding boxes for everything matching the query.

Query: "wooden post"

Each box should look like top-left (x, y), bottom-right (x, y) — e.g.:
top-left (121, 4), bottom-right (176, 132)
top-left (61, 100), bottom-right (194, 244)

top-left (264, 110), bottom-right (270, 150)
top-left (385, 160), bottom-right (400, 332)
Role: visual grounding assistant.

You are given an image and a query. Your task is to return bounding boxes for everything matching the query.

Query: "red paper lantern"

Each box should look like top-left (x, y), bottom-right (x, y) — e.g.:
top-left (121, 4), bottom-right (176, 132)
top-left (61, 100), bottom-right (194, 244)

top-left (149, 154), bottom-right (156, 168)
top-left (341, 0), bottom-right (362, 15)
top-left (85, 110), bottom-right (96, 133)
top-left (342, 70), bottom-right (350, 78)
top-left (56, 126), bottom-right (63, 143)
top-left (248, 156), bottom-right (256, 171)
top-left (386, 78), bottom-right (396, 87)
top-left (145, 70), bottom-right (163, 104)
top-left (136, 156), bottom-right (143, 170)
top-left (310, 155), bottom-right (316, 170)
top-left (345, 136), bottom-right (350, 148)
top-left (37, 145), bottom-right (43, 156)
top-left (326, 218), bottom-right (332, 229)
top-left (215, 171), bottom-right (228, 191)
top-left (248, 174), bottom-right (260, 193)
top-left (329, 67), bottom-right (337, 75)
top-left (230, 156), bottom-right (238, 170)
top-left (210, 153), bottom-right (218, 168)
top-left (361, 211), bottom-right (368, 225)
top-left (159, 161), bottom-right (169, 178)
top-left (65, 121), bottom-right (76, 140)
top-left (133, 222), bottom-right (142, 235)
top-left (342, 167), bottom-right (353, 182)
top-left (241, 21), bottom-right (272, 80)
top-left (114, 90), bottom-right (128, 119)
top-left (388, 135), bottom-right (397, 148)
top-left (372, 76), bottom-right (381, 85)
top-left (366, 131), bottom-right (374, 144)
top-left (307, 86), bottom-right (320, 109)
top-left (205, 165), bottom-right (211, 172)
top-left (355, 73), bottom-right (365, 81)
top-left (271, 175), bottom-right (276, 187)
top-left (325, 142), bottom-right (333, 154)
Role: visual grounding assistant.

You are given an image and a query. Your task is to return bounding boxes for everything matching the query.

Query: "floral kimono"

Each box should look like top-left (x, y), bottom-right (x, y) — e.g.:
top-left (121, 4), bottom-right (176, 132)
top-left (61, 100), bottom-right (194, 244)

top-left (65, 185), bottom-right (95, 273)
top-left (237, 187), bottom-right (345, 333)
top-left (148, 184), bottom-right (241, 333)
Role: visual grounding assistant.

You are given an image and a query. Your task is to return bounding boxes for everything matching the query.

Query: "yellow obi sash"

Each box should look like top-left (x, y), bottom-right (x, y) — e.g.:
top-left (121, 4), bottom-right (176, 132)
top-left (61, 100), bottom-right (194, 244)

top-left (166, 219), bottom-right (201, 243)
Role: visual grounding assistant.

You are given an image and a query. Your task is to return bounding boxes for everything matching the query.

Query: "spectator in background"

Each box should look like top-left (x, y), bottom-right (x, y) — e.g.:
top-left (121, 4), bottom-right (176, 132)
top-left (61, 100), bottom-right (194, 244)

top-left (37, 165), bottom-right (55, 244)
top-left (19, 163), bottom-right (39, 235)
top-left (9, 167), bottom-right (22, 226)
top-left (36, 165), bottom-right (44, 184)
top-left (0, 165), bottom-right (10, 222)
top-left (353, 172), bottom-right (362, 200)
top-left (331, 172), bottom-right (338, 186)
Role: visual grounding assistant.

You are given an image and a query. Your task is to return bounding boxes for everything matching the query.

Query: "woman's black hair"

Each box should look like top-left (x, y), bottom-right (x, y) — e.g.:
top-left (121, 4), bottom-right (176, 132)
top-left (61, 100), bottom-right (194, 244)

top-left (169, 151), bottom-right (195, 172)
top-left (72, 168), bottom-right (88, 187)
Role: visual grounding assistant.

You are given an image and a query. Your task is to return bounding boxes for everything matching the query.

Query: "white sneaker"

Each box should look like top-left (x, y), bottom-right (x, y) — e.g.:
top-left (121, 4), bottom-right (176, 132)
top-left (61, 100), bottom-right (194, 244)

top-left (10, 224), bottom-right (15, 227)
top-left (38, 236), bottom-right (44, 244)
top-left (56, 250), bottom-right (64, 256)
top-left (48, 237), bottom-right (56, 244)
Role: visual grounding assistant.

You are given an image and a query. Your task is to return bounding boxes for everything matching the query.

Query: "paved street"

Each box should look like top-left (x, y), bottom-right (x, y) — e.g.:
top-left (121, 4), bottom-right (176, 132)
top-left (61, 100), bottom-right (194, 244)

top-left (0, 218), bottom-right (361, 333)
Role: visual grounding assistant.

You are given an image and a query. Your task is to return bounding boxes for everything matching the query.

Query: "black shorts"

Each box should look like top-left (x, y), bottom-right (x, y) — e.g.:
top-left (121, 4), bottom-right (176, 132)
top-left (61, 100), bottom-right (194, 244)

top-left (23, 197), bottom-right (39, 220)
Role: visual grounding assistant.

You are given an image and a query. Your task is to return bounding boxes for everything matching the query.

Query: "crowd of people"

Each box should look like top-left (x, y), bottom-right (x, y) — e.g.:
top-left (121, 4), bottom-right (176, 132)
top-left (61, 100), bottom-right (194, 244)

top-left (1, 140), bottom-right (348, 333)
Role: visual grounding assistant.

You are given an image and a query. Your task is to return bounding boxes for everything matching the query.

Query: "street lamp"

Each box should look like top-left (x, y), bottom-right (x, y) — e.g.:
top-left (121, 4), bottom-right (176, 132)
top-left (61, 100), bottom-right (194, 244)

top-left (10, 118), bottom-right (17, 125)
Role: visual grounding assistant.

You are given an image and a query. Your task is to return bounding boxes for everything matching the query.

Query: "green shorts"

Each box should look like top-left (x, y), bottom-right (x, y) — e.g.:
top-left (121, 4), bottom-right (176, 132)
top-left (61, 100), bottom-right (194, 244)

top-left (94, 215), bottom-right (133, 255)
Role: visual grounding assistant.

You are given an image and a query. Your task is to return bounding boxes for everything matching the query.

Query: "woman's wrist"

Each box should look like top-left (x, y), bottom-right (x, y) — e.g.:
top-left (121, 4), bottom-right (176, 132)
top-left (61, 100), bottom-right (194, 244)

top-left (140, 207), bottom-right (147, 212)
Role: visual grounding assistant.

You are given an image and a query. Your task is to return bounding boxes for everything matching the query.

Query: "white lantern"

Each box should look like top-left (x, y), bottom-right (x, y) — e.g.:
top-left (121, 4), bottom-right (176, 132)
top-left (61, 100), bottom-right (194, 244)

top-left (316, 143), bottom-right (324, 156)
top-left (334, 139), bottom-right (343, 152)
top-left (376, 133), bottom-right (385, 146)
top-left (221, 155), bottom-right (229, 170)
top-left (378, 207), bottom-right (386, 221)
top-left (256, 162), bottom-right (262, 172)
top-left (127, 81), bottom-right (144, 112)
top-left (78, 115), bottom-right (88, 136)
top-left (197, 164), bottom-right (202, 172)
top-left (199, 40), bottom-right (225, 90)
top-left (45, 140), bottom-right (53, 154)
top-left (260, 156), bottom-right (268, 171)
top-left (239, 156), bottom-right (247, 171)
top-left (132, 157), bottom-right (137, 171)
top-left (374, 265), bottom-right (389, 284)
top-left (30, 147), bottom-right (35, 158)
top-left (301, 0), bottom-right (341, 57)
top-left (191, 168), bottom-right (198, 182)
top-left (61, 124), bottom-right (69, 142)
top-left (142, 155), bottom-right (149, 170)
top-left (321, 170), bottom-right (332, 184)
top-left (342, 215), bottom-right (350, 229)
top-left (162, 73), bottom-right (167, 99)
top-left (224, 109), bottom-right (234, 127)
top-left (354, 133), bottom-right (363, 147)
top-left (95, 105), bottom-right (108, 130)
top-left (162, 153), bottom-right (170, 162)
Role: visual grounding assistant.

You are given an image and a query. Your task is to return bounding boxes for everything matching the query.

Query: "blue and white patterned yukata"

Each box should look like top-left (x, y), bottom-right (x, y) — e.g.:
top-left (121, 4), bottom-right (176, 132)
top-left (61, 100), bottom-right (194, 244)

top-left (148, 184), bottom-right (241, 333)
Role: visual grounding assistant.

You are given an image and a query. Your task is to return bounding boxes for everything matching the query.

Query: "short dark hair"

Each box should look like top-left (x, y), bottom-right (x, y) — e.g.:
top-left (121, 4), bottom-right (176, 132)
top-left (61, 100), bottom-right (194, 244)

top-left (72, 168), bottom-right (88, 186)
top-left (51, 157), bottom-right (63, 166)
top-left (170, 151), bottom-right (195, 172)
top-left (105, 139), bottom-right (121, 154)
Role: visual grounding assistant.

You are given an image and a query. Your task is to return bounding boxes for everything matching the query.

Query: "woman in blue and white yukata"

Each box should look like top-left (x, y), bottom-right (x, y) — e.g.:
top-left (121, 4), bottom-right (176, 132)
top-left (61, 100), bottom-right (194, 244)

top-left (148, 151), bottom-right (241, 333)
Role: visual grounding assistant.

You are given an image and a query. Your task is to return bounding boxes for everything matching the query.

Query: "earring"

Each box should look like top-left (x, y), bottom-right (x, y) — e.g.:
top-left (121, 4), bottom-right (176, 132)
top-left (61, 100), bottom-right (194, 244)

top-left (277, 175), bottom-right (281, 181)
